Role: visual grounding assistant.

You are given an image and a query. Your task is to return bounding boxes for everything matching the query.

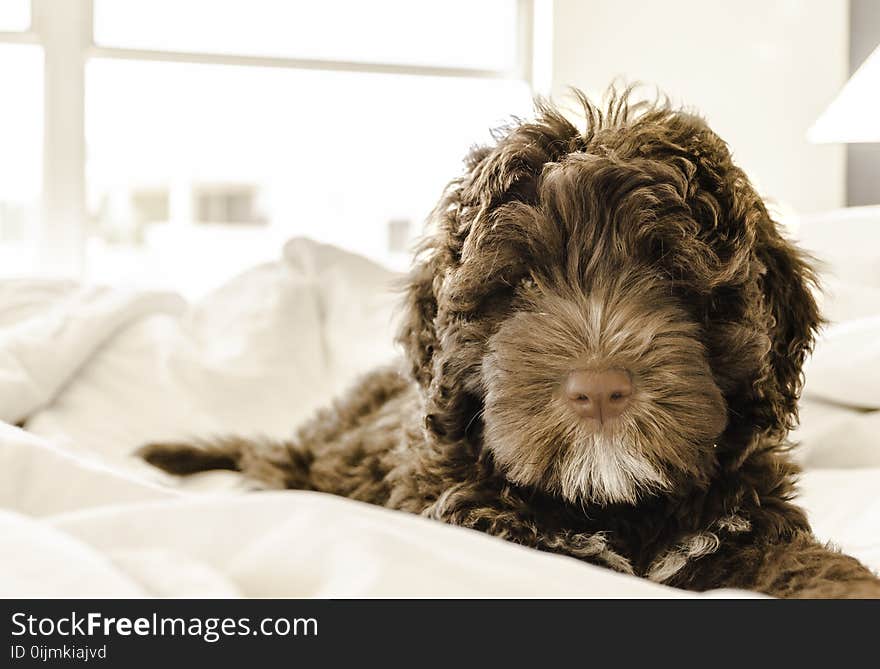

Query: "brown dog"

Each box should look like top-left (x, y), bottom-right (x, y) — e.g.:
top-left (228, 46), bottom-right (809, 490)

top-left (141, 90), bottom-right (880, 598)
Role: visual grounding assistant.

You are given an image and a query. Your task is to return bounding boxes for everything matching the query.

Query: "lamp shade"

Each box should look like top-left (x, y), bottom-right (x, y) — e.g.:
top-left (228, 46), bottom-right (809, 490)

top-left (808, 44), bottom-right (880, 143)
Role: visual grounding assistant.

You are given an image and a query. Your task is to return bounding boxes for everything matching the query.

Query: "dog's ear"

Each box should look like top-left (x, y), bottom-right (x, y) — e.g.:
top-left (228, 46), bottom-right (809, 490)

top-left (398, 147), bottom-right (512, 442)
top-left (396, 190), bottom-right (480, 442)
top-left (645, 112), bottom-right (822, 439)
top-left (749, 200), bottom-right (821, 436)
top-left (396, 144), bottom-right (495, 393)
top-left (397, 110), bottom-right (583, 442)
top-left (706, 167), bottom-right (821, 439)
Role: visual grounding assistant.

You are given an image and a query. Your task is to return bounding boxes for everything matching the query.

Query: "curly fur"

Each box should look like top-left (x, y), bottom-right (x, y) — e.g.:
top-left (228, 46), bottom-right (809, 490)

top-left (140, 88), bottom-right (880, 598)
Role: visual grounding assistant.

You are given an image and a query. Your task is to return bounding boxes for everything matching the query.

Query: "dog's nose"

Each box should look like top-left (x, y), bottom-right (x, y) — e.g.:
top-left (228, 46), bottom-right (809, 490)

top-left (565, 369), bottom-right (633, 423)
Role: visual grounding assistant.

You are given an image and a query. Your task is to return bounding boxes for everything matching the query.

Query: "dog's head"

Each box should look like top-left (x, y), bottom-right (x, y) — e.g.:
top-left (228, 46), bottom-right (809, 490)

top-left (398, 90), bottom-right (820, 507)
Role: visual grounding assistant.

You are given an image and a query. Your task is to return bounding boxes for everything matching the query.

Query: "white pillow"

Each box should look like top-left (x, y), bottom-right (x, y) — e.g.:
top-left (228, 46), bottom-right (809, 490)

top-left (793, 398), bottom-right (880, 469)
top-left (794, 207), bottom-right (880, 324)
top-left (815, 276), bottom-right (880, 325)
top-left (794, 207), bottom-right (880, 290)
top-left (802, 316), bottom-right (880, 410)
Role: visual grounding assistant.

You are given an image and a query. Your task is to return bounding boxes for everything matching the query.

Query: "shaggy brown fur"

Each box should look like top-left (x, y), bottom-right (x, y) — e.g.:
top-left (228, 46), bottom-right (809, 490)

top-left (141, 89), bottom-right (880, 598)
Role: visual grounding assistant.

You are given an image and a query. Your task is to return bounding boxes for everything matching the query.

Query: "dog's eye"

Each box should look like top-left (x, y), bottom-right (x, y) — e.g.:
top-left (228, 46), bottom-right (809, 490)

top-left (520, 277), bottom-right (537, 291)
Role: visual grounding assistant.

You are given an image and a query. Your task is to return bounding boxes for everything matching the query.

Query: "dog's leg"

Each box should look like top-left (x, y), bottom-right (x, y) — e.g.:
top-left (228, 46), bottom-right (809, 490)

top-left (137, 440), bottom-right (238, 475)
top-left (659, 532), bottom-right (880, 598)
top-left (138, 436), bottom-right (315, 490)
top-left (140, 368), bottom-right (412, 490)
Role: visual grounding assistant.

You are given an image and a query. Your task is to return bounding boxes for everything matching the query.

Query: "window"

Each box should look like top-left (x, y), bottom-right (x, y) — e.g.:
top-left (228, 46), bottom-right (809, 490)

top-left (0, 1), bottom-right (29, 32)
top-left (2, 1), bottom-right (539, 296)
top-left (194, 185), bottom-right (265, 225)
top-left (94, 0), bottom-right (519, 71)
top-left (0, 42), bottom-right (42, 274)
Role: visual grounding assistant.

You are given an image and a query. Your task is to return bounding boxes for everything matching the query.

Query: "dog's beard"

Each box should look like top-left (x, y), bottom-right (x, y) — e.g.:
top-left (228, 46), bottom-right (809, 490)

top-left (483, 395), bottom-right (671, 506)
top-left (555, 424), bottom-right (669, 506)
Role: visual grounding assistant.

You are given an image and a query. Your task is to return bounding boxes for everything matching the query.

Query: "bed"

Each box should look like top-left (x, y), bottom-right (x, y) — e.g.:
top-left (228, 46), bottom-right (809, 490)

top-left (2, 209), bottom-right (878, 598)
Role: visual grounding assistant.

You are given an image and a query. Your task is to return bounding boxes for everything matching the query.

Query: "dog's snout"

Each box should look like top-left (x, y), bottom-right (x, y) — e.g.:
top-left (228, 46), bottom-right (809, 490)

top-left (565, 369), bottom-right (633, 424)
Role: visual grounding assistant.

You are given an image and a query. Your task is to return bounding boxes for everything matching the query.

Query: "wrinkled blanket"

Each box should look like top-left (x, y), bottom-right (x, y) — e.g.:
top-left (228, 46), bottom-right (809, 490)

top-left (1, 238), bottom-right (877, 597)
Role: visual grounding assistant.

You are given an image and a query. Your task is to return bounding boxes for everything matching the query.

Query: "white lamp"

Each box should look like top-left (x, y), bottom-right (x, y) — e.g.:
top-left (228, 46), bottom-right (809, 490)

top-left (808, 44), bottom-right (880, 143)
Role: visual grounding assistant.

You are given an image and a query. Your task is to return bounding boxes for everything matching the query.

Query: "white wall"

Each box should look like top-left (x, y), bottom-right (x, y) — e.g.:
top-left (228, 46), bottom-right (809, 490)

top-left (549, 0), bottom-right (849, 215)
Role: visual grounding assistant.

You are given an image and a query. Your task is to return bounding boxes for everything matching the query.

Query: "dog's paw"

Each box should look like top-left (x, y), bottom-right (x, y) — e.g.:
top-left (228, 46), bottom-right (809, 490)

top-left (136, 442), bottom-right (238, 476)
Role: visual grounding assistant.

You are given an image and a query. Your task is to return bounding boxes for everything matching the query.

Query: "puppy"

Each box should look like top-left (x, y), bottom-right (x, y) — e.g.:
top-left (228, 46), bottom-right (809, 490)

top-left (141, 89), bottom-right (880, 598)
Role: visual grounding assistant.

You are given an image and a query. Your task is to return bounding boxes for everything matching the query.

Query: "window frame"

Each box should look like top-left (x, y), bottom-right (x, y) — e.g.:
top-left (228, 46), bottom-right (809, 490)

top-left (0, 0), bottom-right (542, 277)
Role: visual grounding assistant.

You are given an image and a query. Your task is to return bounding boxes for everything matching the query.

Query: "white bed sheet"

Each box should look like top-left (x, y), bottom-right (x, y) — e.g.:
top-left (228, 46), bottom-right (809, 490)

top-left (1, 236), bottom-right (878, 598)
